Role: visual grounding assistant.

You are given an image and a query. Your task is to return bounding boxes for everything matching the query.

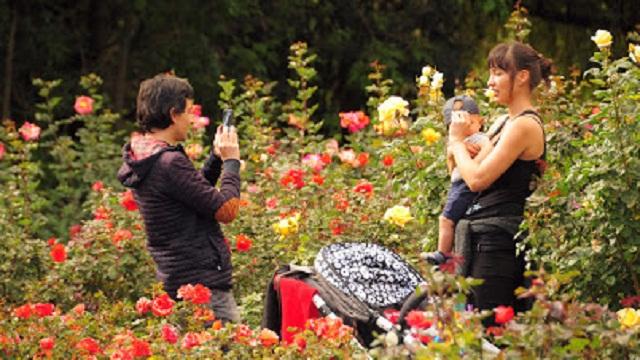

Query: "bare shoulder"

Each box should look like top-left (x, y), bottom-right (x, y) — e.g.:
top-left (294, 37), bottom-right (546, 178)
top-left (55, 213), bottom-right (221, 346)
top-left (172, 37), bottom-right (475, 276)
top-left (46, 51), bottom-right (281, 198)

top-left (510, 114), bottom-right (543, 136)
top-left (508, 115), bottom-right (544, 159)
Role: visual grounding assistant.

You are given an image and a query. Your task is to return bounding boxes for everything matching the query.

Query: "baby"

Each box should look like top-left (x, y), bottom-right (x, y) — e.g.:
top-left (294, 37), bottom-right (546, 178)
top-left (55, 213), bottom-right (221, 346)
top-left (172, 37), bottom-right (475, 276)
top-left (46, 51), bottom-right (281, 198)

top-left (424, 95), bottom-right (493, 265)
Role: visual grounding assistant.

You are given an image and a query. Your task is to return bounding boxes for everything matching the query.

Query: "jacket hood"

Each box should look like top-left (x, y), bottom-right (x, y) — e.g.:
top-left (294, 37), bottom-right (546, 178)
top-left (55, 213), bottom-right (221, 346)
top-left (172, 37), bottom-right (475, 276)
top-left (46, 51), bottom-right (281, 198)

top-left (117, 142), bottom-right (182, 188)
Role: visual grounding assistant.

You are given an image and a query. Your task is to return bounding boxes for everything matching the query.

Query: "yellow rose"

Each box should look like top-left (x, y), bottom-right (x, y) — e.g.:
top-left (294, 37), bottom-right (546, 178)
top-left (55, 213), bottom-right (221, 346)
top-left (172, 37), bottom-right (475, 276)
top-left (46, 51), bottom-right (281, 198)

top-left (383, 205), bottom-right (413, 227)
top-left (630, 43), bottom-right (640, 64)
top-left (484, 88), bottom-right (496, 102)
top-left (421, 128), bottom-right (441, 145)
top-left (617, 308), bottom-right (640, 328)
top-left (377, 96), bottom-right (409, 124)
top-left (273, 214), bottom-right (300, 238)
top-left (591, 30), bottom-right (613, 49)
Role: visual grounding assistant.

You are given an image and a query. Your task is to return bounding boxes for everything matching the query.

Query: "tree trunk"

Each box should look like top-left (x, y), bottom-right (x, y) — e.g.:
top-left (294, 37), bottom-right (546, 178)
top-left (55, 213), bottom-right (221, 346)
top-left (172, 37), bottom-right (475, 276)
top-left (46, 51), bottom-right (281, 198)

top-left (2, 6), bottom-right (17, 120)
top-left (114, 14), bottom-right (139, 111)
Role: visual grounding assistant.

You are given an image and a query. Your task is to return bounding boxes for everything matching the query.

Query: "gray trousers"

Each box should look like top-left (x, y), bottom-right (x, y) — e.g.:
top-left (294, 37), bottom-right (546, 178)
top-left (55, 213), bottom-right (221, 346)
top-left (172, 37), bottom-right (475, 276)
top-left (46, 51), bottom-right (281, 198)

top-left (210, 289), bottom-right (240, 324)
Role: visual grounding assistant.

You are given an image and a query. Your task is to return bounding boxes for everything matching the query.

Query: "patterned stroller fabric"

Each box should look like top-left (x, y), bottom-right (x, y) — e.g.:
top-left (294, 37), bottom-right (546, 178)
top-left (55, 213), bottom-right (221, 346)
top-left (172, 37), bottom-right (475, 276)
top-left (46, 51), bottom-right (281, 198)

top-left (314, 242), bottom-right (423, 309)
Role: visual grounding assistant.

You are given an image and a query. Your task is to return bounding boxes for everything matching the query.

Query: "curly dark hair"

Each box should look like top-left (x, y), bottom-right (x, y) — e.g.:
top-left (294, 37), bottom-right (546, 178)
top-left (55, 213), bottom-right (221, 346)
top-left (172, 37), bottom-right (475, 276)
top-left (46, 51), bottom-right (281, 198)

top-left (136, 74), bottom-right (194, 133)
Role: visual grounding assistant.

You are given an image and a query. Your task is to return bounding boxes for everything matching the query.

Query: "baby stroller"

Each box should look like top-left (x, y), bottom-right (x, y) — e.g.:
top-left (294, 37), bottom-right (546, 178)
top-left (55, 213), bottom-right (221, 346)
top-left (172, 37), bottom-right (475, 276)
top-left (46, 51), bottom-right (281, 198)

top-left (261, 242), bottom-right (428, 348)
top-left (261, 242), bottom-right (502, 355)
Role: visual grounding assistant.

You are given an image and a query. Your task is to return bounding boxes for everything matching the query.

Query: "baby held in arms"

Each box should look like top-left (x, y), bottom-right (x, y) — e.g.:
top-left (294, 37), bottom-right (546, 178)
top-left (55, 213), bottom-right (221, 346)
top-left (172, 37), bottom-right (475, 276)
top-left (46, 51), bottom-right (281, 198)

top-left (423, 95), bottom-right (493, 265)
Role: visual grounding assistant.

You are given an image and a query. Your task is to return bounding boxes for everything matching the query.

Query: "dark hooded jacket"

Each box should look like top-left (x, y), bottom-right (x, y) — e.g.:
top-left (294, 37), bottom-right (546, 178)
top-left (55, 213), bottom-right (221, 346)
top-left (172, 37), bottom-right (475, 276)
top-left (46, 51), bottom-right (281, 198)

top-left (117, 142), bottom-right (240, 298)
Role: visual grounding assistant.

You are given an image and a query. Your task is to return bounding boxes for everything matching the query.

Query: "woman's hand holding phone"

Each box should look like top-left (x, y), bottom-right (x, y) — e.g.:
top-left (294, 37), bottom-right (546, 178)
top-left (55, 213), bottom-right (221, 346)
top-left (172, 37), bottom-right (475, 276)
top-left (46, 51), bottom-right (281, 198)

top-left (215, 125), bottom-right (240, 161)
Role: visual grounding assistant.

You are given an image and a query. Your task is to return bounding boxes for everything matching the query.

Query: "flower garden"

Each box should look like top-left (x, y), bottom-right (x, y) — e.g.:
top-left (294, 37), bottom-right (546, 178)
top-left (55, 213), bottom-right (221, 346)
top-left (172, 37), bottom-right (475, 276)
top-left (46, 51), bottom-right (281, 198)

top-left (1, 10), bottom-right (640, 359)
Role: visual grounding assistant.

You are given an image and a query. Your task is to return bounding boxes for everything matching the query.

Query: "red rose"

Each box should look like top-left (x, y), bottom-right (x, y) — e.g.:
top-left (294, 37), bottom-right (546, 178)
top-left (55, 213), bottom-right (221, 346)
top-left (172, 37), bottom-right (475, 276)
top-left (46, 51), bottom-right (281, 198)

top-left (34, 303), bottom-right (55, 317)
top-left (353, 180), bottom-right (373, 197)
top-left (91, 181), bottom-right (104, 192)
top-left (94, 206), bottom-right (110, 220)
top-left (312, 174), bottom-right (324, 185)
top-left (47, 237), bottom-right (56, 246)
top-left (181, 332), bottom-right (201, 349)
top-left (76, 337), bottom-right (101, 355)
top-left (320, 153), bottom-right (332, 165)
top-left (293, 335), bottom-right (306, 351)
top-left (258, 328), bottom-right (279, 347)
top-left (50, 243), bottom-right (66, 263)
top-left (190, 284), bottom-right (212, 305)
top-left (112, 229), bottom-right (133, 246)
top-left (189, 104), bottom-right (202, 117)
top-left (120, 190), bottom-right (138, 211)
top-left (14, 304), bottom-right (33, 319)
top-left (161, 324), bottom-right (179, 344)
top-left (69, 224), bottom-right (82, 239)
top-left (40, 337), bottom-right (55, 351)
top-left (135, 297), bottom-right (152, 315)
top-left (383, 309), bottom-right (400, 325)
top-left (405, 310), bottom-right (432, 329)
top-left (233, 324), bottom-right (254, 345)
top-left (0, 142), bottom-right (5, 160)
top-left (329, 218), bottom-right (345, 236)
top-left (266, 144), bottom-right (277, 155)
top-left (494, 305), bottom-right (514, 324)
top-left (280, 169), bottom-right (305, 189)
top-left (486, 326), bottom-right (504, 337)
top-left (356, 152), bottom-right (369, 167)
top-left (382, 154), bottom-right (394, 167)
top-left (151, 294), bottom-right (174, 317)
top-left (131, 339), bottom-right (152, 357)
top-left (177, 284), bottom-right (211, 305)
top-left (236, 234), bottom-right (253, 252)
top-left (332, 194), bottom-right (349, 211)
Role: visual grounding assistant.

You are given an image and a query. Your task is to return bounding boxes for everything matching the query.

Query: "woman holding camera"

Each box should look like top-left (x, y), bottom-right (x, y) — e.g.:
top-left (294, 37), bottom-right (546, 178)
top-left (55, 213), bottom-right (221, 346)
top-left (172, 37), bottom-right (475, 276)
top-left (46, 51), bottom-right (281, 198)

top-left (447, 41), bottom-right (552, 323)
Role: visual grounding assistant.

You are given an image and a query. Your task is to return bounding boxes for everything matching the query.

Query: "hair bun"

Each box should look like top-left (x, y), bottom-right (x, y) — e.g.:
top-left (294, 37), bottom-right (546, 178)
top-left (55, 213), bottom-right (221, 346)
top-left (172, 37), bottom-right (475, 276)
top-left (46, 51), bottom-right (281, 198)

top-left (539, 55), bottom-right (553, 80)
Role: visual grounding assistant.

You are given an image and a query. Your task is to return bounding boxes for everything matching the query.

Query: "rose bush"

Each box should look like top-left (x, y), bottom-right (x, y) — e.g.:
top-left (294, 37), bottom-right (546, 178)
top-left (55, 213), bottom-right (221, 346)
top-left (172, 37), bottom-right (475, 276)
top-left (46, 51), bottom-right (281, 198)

top-left (1, 9), bottom-right (640, 357)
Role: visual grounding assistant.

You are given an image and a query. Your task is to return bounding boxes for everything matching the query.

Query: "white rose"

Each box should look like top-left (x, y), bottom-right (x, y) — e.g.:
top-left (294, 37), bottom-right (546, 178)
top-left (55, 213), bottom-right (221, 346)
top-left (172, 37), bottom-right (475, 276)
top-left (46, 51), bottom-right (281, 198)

top-left (417, 75), bottom-right (429, 87)
top-left (430, 71), bottom-right (444, 90)
top-left (630, 43), bottom-right (640, 63)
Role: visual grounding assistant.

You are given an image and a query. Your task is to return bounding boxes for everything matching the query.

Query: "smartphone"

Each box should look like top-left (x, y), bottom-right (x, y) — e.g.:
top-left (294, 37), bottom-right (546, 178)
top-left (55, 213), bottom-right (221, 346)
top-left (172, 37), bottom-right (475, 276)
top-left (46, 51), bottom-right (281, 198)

top-left (222, 108), bottom-right (235, 130)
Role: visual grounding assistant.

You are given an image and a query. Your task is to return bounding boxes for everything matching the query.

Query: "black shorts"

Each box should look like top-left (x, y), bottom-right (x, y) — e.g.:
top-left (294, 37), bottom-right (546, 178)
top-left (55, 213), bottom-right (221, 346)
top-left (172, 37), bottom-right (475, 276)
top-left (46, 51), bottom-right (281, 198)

top-left (442, 179), bottom-right (477, 222)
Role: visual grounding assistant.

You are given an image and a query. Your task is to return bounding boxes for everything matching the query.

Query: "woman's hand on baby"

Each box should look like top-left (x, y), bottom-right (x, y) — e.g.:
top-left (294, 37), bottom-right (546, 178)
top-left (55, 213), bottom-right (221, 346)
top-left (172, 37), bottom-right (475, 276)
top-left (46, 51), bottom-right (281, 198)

top-left (465, 142), bottom-right (481, 158)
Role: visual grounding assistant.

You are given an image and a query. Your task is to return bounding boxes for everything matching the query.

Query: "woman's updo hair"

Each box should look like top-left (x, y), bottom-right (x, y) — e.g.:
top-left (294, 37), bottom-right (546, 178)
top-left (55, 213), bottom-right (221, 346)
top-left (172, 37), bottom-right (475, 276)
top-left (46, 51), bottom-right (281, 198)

top-left (487, 41), bottom-right (553, 90)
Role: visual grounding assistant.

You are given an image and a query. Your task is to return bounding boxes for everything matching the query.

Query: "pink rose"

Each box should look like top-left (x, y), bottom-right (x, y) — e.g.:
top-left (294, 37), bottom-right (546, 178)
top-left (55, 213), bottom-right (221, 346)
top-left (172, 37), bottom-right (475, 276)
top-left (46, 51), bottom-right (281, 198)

top-left (74, 96), bottom-right (94, 115)
top-left (18, 121), bottom-right (41, 141)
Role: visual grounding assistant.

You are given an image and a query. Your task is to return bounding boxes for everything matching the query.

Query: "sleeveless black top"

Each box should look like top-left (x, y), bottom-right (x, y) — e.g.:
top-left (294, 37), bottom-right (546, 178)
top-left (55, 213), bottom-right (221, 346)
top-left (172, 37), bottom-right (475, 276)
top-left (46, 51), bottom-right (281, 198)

top-left (466, 110), bottom-right (546, 219)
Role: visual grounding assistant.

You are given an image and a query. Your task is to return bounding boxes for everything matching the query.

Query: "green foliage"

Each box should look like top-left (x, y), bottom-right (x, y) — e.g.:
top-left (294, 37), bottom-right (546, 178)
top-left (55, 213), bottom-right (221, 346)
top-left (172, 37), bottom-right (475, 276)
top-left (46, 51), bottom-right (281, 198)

top-left (525, 43), bottom-right (640, 306)
top-left (1, 11), bottom-right (640, 356)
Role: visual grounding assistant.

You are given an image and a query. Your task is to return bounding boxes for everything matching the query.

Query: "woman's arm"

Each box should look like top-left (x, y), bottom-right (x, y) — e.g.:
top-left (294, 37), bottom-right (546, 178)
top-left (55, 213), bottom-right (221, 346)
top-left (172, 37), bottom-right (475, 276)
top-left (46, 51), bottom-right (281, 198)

top-left (449, 117), bottom-right (543, 192)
